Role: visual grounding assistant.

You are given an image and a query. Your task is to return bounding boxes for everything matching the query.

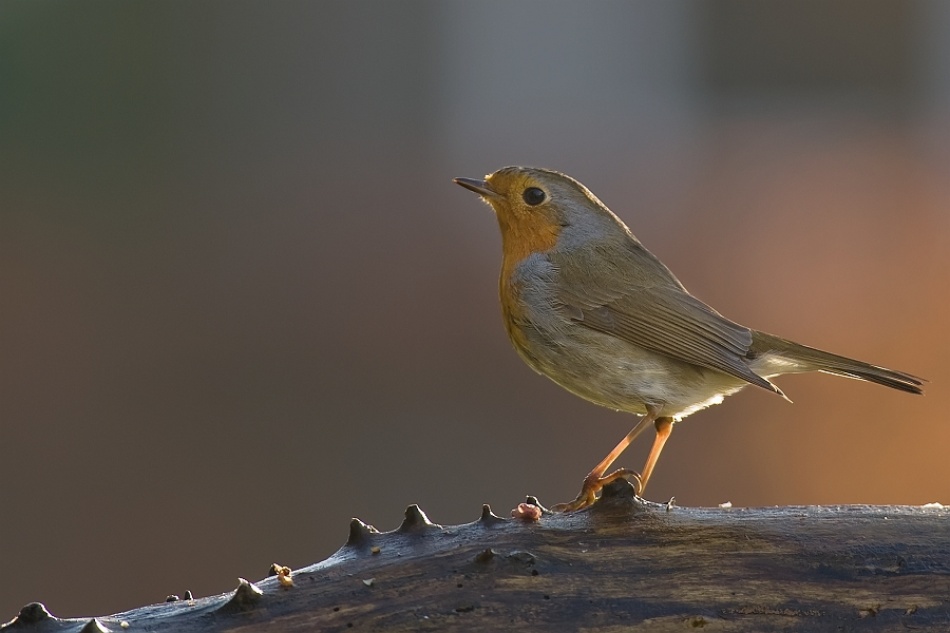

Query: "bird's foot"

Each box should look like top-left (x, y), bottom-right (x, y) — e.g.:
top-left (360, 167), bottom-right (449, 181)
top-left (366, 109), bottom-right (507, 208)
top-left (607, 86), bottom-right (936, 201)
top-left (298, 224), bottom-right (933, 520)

top-left (552, 468), bottom-right (642, 513)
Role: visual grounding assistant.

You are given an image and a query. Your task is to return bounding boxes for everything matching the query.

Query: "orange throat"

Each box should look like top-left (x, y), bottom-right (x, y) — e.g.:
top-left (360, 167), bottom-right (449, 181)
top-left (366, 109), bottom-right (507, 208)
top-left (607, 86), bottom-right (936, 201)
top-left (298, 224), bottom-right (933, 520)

top-left (497, 211), bottom-right (562, 281)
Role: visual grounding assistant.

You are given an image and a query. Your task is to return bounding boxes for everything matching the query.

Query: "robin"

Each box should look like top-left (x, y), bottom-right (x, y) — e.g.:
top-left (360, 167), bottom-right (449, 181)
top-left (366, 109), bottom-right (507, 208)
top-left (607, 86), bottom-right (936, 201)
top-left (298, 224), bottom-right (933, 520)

top-left (454, 166), bottom-right (924, 512)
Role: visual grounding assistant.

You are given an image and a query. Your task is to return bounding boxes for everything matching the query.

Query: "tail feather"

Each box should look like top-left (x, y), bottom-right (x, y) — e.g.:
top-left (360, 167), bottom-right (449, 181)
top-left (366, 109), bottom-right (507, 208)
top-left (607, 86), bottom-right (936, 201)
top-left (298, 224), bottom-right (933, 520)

top-left (750, 332), bottom-right (925, 395)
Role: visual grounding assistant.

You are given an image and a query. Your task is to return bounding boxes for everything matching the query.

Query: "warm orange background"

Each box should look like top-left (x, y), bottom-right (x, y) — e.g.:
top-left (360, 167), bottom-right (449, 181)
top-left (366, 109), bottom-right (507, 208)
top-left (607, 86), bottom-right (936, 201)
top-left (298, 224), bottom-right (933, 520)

top-left (2, 1), bottom-right (948, 620)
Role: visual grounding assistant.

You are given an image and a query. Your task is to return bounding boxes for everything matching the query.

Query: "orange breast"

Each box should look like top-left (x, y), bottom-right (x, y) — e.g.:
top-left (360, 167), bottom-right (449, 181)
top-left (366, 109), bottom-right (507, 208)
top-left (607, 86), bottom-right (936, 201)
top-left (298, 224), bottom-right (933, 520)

top-left (497, 212), bottom-right (562, 354)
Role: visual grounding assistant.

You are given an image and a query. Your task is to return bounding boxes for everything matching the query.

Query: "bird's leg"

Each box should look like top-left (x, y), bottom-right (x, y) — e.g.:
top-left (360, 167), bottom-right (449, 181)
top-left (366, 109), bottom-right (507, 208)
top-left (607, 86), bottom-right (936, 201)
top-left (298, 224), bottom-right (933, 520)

top-left (552, 407), bottom-right (659, 512)
top-left (637, 417), bottom-right (674, 495)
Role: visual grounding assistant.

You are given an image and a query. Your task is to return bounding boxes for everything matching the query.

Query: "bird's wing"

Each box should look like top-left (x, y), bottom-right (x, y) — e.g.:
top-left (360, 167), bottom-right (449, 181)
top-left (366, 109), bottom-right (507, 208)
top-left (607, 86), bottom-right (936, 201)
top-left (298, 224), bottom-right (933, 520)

top-left (552, 244), bottom-right (782, 395)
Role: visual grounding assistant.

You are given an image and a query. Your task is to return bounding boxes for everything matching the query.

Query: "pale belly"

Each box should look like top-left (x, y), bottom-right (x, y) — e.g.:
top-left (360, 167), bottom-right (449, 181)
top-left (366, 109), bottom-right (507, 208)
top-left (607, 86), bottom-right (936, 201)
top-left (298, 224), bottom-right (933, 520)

top-left (509, 321), bottom-right (752, 421)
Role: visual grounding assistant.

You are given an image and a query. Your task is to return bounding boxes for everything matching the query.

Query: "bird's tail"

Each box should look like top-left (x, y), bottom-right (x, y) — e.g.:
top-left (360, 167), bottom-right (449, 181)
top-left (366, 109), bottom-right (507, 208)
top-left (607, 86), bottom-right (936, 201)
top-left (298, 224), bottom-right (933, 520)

top-left (751, 331), bottom-right (925, 395)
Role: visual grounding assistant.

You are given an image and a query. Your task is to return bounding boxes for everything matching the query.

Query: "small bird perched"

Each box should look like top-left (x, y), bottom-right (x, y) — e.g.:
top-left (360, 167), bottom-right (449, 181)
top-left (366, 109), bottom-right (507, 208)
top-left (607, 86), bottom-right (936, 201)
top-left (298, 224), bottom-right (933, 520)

top-left (454, 166), bottom-right (924, 512)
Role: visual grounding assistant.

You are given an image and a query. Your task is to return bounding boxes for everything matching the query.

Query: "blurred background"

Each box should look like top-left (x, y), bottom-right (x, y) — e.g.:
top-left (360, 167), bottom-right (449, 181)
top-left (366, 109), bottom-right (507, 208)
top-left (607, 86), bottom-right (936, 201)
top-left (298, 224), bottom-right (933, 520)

top-left (2, 0), bottom-right (948, 620)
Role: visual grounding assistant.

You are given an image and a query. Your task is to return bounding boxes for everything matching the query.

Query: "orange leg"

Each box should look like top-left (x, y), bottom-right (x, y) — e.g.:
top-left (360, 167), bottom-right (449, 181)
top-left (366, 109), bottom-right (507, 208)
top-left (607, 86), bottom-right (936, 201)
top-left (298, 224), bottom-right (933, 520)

top-left (552, 406), bottom-right (659, 512)
top-left (638, 417), bottom-right (674, 495)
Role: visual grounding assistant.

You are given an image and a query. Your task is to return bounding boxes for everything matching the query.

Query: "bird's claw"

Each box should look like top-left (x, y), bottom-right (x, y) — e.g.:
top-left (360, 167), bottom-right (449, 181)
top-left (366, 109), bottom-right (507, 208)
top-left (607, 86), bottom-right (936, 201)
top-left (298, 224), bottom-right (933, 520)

top-left (552, 468), bottom-right (642, 513)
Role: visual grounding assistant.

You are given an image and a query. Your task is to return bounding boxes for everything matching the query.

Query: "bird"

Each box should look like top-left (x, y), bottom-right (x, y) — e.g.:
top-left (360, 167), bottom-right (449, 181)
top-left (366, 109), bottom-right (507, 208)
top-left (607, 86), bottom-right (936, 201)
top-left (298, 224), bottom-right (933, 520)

top-left (454, 166), bottom-right (924, 512)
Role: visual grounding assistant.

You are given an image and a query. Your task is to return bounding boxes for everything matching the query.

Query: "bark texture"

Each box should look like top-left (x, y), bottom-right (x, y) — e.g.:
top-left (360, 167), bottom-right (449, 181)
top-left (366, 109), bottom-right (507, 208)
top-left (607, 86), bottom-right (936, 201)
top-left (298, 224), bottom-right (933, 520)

top-left (4, 482), bottom-right (949, 632)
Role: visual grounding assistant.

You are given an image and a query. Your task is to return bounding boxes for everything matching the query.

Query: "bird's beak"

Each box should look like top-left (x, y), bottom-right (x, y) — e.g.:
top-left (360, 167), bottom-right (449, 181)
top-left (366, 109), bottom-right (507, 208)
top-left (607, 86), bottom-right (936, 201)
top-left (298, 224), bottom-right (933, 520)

top-left (453, 177), bottom-right (500, 198)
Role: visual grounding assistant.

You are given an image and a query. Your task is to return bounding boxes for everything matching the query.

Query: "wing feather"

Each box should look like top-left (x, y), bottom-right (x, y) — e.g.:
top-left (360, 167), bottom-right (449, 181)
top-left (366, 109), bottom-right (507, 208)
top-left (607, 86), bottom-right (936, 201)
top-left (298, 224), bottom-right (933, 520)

top-left (551, 243), bottom-right (781, 394)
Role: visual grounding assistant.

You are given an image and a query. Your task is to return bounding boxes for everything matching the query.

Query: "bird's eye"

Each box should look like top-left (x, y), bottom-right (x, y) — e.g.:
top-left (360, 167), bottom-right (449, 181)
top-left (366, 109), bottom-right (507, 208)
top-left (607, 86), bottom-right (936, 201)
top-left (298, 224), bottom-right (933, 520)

top-left (522, 187), bottom-right (546, 206)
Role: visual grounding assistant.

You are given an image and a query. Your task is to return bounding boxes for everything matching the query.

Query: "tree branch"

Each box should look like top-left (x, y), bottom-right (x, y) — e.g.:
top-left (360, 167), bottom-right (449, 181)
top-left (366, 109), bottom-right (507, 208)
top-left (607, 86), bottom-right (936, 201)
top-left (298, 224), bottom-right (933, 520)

top-left (4, 482), bottom-right (949, 632)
